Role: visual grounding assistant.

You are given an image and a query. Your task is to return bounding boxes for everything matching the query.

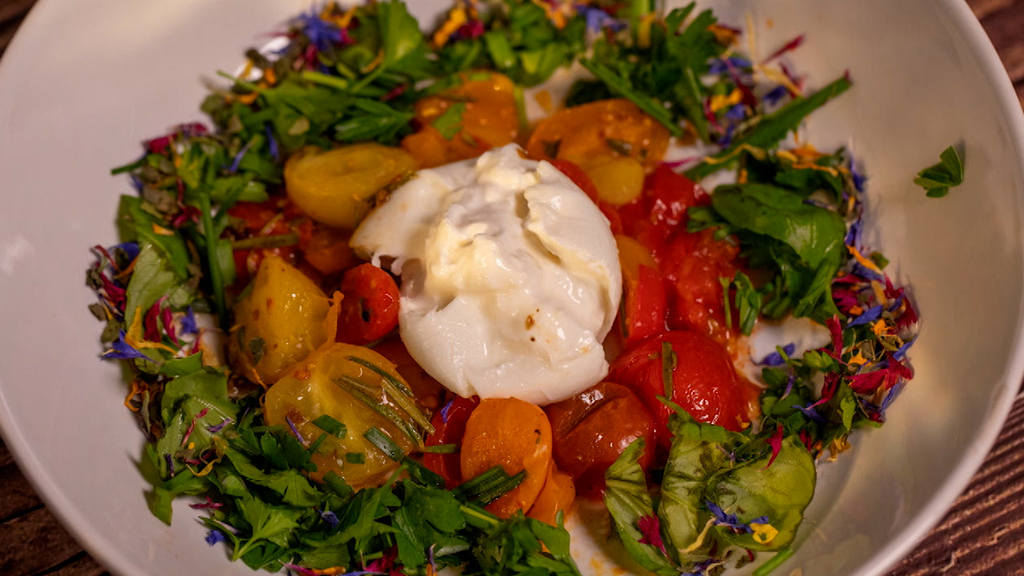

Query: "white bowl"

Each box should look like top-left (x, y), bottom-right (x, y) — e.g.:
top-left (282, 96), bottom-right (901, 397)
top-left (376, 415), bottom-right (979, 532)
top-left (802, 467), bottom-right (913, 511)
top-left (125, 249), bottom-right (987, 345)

top-left (0, 1), bottom-right (1021, 576)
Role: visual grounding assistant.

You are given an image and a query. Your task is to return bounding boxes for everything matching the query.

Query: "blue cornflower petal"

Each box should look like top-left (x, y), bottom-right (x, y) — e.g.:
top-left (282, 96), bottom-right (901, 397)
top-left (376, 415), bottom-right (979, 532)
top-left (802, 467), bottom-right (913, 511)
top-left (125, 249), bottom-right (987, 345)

top-left (205, 529), bottom-right (227, 546)
top-left (724, 103), bottom-right (746, 121)
top-left (848, 303), bottom-right (884, 327)
top-left (845, 219), bottom-right (863, 249)
top-left (763, 84), bottom-right (789, 106)
top-left (103, 330), bottom-right (149, 361)
top-left (265, 124), bottom-right (280, 162)
top-left (759, 343), bottom-right (796, 366)
top-left (576, 5), bottom-right (626, 33)
top-left (180, 306), bottom-right (198, 336)
top-left (796, 403), bottom-right (827, 423)
top-left (319, 510), bottom-right (340, 529)
top-left (295, 9), bottom-right (343, 52)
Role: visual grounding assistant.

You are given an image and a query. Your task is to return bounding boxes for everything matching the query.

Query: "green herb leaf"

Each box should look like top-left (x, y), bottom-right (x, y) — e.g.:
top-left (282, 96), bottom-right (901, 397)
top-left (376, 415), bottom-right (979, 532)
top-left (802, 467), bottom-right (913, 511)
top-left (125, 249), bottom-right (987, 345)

top-left (914, 145), bottom-right (964, 198)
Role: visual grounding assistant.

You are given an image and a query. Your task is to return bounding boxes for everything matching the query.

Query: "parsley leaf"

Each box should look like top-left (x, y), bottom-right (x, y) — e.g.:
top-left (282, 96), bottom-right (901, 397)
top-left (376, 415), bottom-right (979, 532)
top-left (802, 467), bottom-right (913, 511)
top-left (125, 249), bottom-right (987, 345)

top-left (915, 145), bottom-right (964, 198)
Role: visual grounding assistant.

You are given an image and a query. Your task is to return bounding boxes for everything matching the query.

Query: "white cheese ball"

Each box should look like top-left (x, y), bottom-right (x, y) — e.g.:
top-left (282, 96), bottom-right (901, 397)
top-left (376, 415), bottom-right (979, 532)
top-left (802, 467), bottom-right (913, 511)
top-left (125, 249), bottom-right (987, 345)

top-left (351, 144), bottom-right (621, 404)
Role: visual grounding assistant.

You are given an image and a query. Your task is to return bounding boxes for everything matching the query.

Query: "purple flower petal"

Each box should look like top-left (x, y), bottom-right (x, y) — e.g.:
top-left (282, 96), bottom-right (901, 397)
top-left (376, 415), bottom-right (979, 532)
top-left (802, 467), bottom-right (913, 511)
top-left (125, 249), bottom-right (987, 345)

top-left (205, 529), bottom-right (226, 546)
top-left (103, 330), bottom-right (149, 361)
top-left (758, 343), bottom-right (796, 366)
top-left (848, 304), bottom-right (883, 327)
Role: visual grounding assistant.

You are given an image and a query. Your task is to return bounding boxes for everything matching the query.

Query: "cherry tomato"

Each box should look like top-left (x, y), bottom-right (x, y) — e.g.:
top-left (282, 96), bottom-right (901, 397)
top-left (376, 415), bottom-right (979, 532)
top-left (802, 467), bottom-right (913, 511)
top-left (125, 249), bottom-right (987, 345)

top-left (373, 336), bottom-right (444, 412)
top-left (660, 228), bottom-right (740, 342)
top-left (527, 468), bottom-right (576, 525)
top-left (608, 331), bottom-right (759, 448)
top-left (526, 99), bottom-right (670, 171)
top-left (616, 235), bottom-right (667, 346)
top-left (264, 342), bottom-right (425, 489)
top-left (423, 395), bottom-right (480, 489)
top-left (548, 158), bottom-right (624, 235)
top-left (228, 198), bottom-right (311, 286)
top-left (461, 398), bottom-right (554, 518)
top-left (401, 72), bottom-right (519, 168)
top-left (301, 226), bottom-right (356, 276)
top-left (335, 264), bottom-right (401, 345)
top-left (544, 382), bottom-right (656, 498)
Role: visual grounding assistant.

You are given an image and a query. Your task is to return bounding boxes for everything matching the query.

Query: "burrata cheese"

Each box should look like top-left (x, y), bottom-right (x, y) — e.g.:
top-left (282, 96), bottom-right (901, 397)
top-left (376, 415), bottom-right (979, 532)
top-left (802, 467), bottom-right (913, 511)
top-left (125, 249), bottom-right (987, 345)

top-left (350, 144), bottom-right (621, 404)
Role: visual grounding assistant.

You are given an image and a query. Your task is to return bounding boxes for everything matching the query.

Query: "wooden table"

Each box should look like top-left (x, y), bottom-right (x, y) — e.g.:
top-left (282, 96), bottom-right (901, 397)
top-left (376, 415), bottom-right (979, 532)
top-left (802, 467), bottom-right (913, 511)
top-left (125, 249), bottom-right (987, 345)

top-left (1, 1), bottom-right (1023, 575)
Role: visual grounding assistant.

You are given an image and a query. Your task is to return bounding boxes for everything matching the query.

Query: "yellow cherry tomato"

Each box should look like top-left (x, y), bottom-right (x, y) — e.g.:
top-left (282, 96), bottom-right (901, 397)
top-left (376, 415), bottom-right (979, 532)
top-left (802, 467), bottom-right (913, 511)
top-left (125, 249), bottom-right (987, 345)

top-left (264, 342), bottom-right (429, 489)
top-left (229, 255), bottom-right (330, 385)
top-left (284, 143), bottom-right (417, 230)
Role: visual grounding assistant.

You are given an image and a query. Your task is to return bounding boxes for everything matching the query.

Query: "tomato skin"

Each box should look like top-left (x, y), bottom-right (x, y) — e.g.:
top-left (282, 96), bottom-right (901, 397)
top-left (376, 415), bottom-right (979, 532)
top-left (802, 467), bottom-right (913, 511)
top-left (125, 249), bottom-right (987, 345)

top-left (372, 336), bottom-right (444, 412)
top-left (660, 228), bottom-right (740, 342)
top-left (460, 398), bottom-right (554, 518)
top-left (335, 264), bottom-right (401, 345)
top-left (609, 331), bottom-right (756, 448)
top-left (423, 396), bottom-right (480, 489)
top-left (549, 158), bottom-right (625, 235)
top-left (545, 382), bottom-right (656, 498)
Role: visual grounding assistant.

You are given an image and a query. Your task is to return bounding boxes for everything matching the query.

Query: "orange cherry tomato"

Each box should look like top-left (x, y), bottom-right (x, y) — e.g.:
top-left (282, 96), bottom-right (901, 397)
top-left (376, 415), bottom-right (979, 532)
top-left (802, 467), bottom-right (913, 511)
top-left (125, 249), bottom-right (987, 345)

top-left (402, 72), bottom-right (520, 168)
top-left (526, 99), bottom-right (670, 172)
top-left (527, 468), bottom-right (576, 526)
top-left (608, 331), bottom-right (760, 449)
top-left (335, 264), bottom-right (400, 345)
top-left (460, 398), bottom-right (554, 518)
top-left (373, 336), bottom-right (444, 412)
top-left (544, 382), bottom-right (656, 498)
top-left (423, 395), bottom-right (480, 489)
top-left (300, 226), bottom-right (356, 276)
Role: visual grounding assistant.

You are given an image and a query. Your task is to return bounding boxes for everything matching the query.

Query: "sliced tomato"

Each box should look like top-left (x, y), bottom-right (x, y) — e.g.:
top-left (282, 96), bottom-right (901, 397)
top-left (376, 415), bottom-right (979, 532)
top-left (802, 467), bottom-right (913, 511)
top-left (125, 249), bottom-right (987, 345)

top-left (544, 382), bottom-right (656, 498)
top-left (423, 395), bottom-right (480, 489)
top-left (335, 264), bottom-right (401, 345)
top-left (608, 331), bottom-right (759, 448)
top-left (660, 228), bottom-right (740, 342)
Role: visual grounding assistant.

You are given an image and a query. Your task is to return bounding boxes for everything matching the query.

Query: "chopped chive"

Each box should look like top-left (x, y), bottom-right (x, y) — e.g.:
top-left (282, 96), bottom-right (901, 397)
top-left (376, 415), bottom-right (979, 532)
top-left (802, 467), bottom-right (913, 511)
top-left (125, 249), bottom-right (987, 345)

top-left (323, 471), bottom-right (354, 498)
top-left (345, 452), bottom-right (366, 464)
top-left (111, 157), bottom-right (145, 175)
top-left (402, 456), bottom-right (445, 489)
top-left (345, 356), bottom-right (415, 396)
top-left (307, 433), bottom-right (329, 455)
top-left (661, 341), bottom-right (677, 397)
top-left (453, 465), bottom-right (510, 500)
top-left (364, 427), bottom-right (404, 461)
top-left (719, 276), bottom-right (734, 330)
top-left (231, 233), bottom-right (299, 250)
top-left (686, 75), bottom-right (852, 180)
top-left (475, 470), bottom-right (526, 506)
top-left (332, 376), bottom-right (422, 444)
top-left (422, 444), bottom-right (458, 454)
top-left (313, 415), bottom-right (347, 439)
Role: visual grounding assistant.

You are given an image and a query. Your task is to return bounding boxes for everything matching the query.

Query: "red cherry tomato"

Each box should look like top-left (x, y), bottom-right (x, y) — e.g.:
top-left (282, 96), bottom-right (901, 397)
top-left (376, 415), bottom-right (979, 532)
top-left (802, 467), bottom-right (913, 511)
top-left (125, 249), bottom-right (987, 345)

top-left (335, 264), bottom-right (401, 345)
top-left (621, 264), bottom-right (668, 346)
top-left (608, 331), bottom-right (758, 448)
top-left (423, 396), bottom-right (480, 489)
top-left (660, 228), bottom-right (740, 342)
top-left (548, 158), bottom-right (625, 235)
top-left (544, 382), bottom-right (656, 498)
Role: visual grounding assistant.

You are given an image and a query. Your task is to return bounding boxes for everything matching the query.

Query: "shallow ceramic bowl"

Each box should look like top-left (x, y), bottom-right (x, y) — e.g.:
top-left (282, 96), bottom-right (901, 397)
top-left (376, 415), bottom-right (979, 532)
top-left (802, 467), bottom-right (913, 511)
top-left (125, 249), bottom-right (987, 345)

top-left (0, 1), bottom-right (1022, 575)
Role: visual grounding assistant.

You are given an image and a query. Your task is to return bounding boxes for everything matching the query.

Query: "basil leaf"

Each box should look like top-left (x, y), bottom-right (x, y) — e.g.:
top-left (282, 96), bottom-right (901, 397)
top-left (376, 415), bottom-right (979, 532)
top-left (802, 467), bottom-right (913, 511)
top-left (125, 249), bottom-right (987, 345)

top-left (915, 145), bottom-right (964, 198)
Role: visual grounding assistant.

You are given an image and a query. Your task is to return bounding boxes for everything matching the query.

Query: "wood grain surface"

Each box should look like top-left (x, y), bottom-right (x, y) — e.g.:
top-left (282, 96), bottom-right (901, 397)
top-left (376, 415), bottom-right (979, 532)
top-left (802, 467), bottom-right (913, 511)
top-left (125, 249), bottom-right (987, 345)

top-left (1, 1), bottom-right (1023, 575)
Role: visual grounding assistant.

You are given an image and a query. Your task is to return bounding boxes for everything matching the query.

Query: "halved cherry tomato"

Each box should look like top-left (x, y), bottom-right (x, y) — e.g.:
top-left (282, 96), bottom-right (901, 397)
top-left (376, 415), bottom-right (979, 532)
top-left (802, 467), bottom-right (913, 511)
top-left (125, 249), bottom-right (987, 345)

top-left (301, 226), bottom-right (356, 276)
top-left (228, 198), bottom-right (312, 286)
top-left (335, 264), bottom-right (401, 345)
top-left (527, 468), bottom-right (576, 525)
top-left (423, 395), bottom-right (480, 489)
top-left (401, 72), bottom-right (520, 168)
top-left (373, 336), bottom-right (444, 412)
top-left (608, 331), bottom-right (760, 448)
top-left (660, 228), bottom-right (740, 342)
top-left (460, 398), bottom-right (554, 518)
top-left (526, 99), bottom-right (670, 171)
top-left (544, 382), bottom-right (656, 498)
top-left (616, 236), bottom-right (667, 346)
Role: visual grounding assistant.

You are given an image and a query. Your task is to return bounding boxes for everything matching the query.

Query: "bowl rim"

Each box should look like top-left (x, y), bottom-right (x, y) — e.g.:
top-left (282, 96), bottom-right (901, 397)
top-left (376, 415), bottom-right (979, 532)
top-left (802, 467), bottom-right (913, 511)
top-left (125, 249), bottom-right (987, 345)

top-left (0, 2), bottom-right (1022, 576)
